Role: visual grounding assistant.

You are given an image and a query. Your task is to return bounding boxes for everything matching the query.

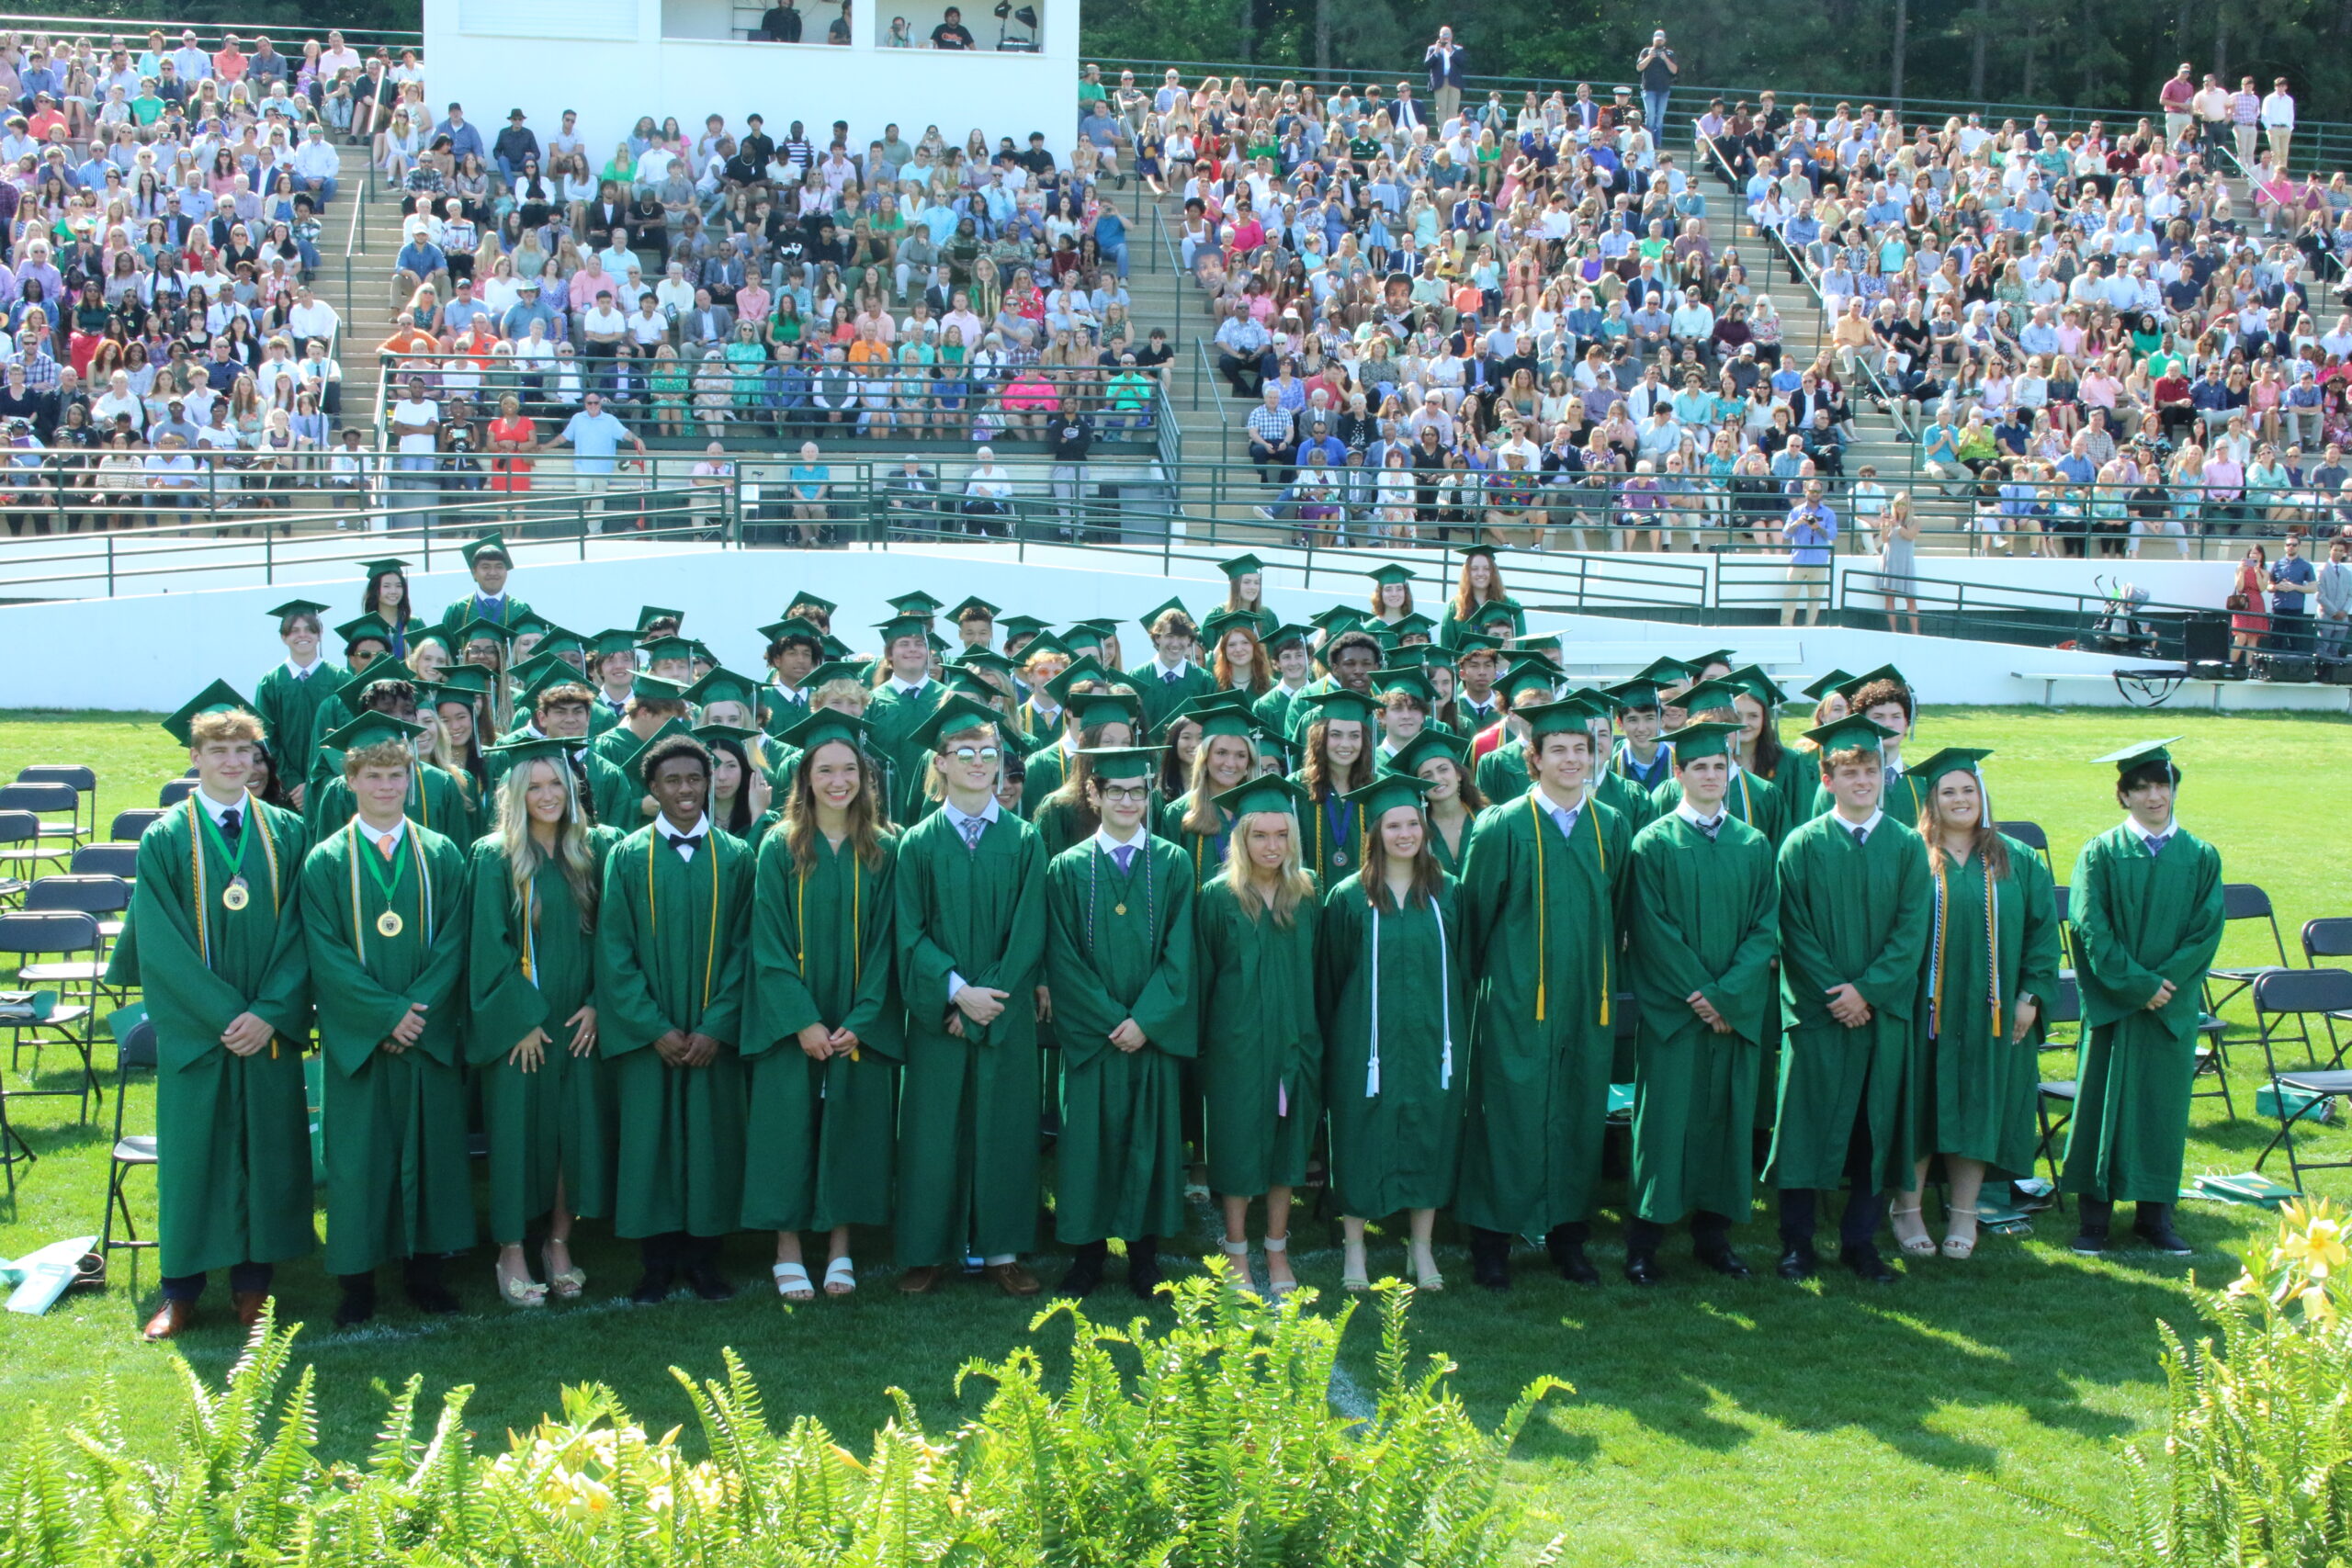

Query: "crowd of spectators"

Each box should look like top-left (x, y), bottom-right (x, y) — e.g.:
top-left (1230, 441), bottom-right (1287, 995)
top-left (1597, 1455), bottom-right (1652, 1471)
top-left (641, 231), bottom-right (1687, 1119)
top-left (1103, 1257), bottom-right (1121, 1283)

top-left (0, 25), bottom-right (360, 534)
top-left (371, 98), bottom-right (1170, 453)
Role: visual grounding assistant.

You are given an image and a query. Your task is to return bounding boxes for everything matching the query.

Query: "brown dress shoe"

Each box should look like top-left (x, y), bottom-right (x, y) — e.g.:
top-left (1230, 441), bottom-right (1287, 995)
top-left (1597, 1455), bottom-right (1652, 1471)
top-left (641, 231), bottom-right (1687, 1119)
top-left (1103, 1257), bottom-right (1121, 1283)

top-left (985, 1261), bottom-right (1042, 1297)
top-left (232, 1292), bottom-right (270, 1328)
top-left (142, 1299), bottom-right (195, 1341)
top-left (896, 1265), bottom-right (944, 1295)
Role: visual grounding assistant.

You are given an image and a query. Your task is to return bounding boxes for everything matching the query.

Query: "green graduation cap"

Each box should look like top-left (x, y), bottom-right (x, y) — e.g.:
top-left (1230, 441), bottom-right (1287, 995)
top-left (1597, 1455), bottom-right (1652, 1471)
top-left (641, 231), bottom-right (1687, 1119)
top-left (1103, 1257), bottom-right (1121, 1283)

top-left (908, 693), bottom-right (1004, 751)
top-left (404, 624), bottom-right (456, 656)
top-left (1506, 632), bottom-right (1562, 660)
top-left (776, 707), bottom-right (874, 756)
top-left (635, 604), bottom-right (685, 634)
top-left (431, 664), bottom-right (493, 700)
top-left (952, 647), bottom-right (1019, 680)
top-left (1340, 769), bottom-right (1434, 822)
top-left (485, 735), bottom-right (585, 770)
top-left (1365, 563), bottom-right (1418, 590)
top-left (1137, 595), bottom-right (1193, 634)
top-left (1309, 605), bottom-right (1365, 637)
top-left (1687, 648), bottom-right (1737, 673)
top-left (161, 679), bottom-right (257, 746)
top-left (1075, 745), bottom-right (1163, 782)
top-left (785, 592), bottom-right (838, 617)
top-left (588, 626), bottom-right (640, 659)
top-left (460, 532), bottom-right (512, 569)
top-left (1062, 622), bottom-right (1108, 655)
top-left (888, 591), bottom-right (946, 617)
top-left (874, 614), bottom-right (932, 648)
top-left (1570, 683), bottom-right (1624, 716)
top-left (1603, 677), bottom-right (1665, 712)
top-left (1837, 663), bottom-right (1910, 702)
top-left (1044, 656), bottom-right (1121, 707)
top-left (507, 608), bottom-right (555, 641)
top-left (1218, 552), bottom-right (1267, 580)
top-left (1800, 668), bottom-right (1857, 703)
top-left (943, 665), bottom-right (1003, 703)
top-left (691, 722), bottom-right (761, 753)
top-left (1296, 688), bottom-right (1378, 728)
top-left (946, 595), bottom-right (1001, 622)
top-left (801, 659), bottom-right (871, 691)
top-left (1909, 747), bottom-right (1995, 790)
top-left (1675, 677), bottom-right (1747, 716)
top-left (639, 634), bottom-right (699, 668)
top-left (1514, 694), bottom-right (1610, 742)
top-left (1262, 622), bottom-right (1315, 651)
top-left (264, 597), bottom-right (330, 622)
top-left (1371, 666), bottom-right (1439, 707)
top-left (357, 557), bottom-right (410, 581)
top-left (1197, 608), bottom-right (1258, 648)
top-left (1802, 714), bottom-right (1900, 757)
top-left (1012, 630), bottom-right (1075, 668)
top-left (341, 654), bottom-right (420, 700)
top-left (1384, 611), bottom-right (1439, 641)
top-left (1170, 690), bottom-right (1257, 740)
top-left (518, 660), bottom-right (596, 707)
top-left (1384, 728), bottom-right (1471, 778)
top-left (684, 667), bottom-right (762, 710)
top-left (334, 612), bottom-right (395, 649)
top-left (453, 615), bottom-right (516, 648)
top-left (1634, 655), bottom-right (1696, 687)
top-left (2090, 738), bottom-right (2182, 781)
top-left (1252, 728), bottom-right (1292, 762)
top-left (1386, 643), bottom-right (1455, 672)
top-left (1468, 596), bottom-right (1524, 628)
top-left (1726, 664), bottom-right (1788, 710)
top-left (629, 671), bottom-right (691, 704)
top-left (1070, 689), bottom-right (1147, 734)
top-left (1449, 629), bottom-right (1506, 655)
top-left (322, 711), bottom-right (426, 751)
top-left (528, 622), bottom-right (586, 657)
top-left (1213, 773), bottom-right (1308, 818)
top-left (999, 614), bottom-right (1050, 643)
top-left (1667, 720), bottom-right (1741, 764)
top-left (1495, 660), bottom-right (1559, 705)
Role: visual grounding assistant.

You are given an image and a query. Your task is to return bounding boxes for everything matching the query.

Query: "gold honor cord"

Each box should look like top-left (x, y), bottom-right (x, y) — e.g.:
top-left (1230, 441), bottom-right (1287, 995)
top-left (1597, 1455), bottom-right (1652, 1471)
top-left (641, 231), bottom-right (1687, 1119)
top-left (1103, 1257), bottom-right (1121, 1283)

top-left (647, 832), bottom-right (724, 1012)
top-left (1928, 853), bottom-right (2003, 1043)
top-left (1524, 788), bottom-right (1610, 1028)
top-left (795, 854), bottom-right (864, 1061)
top-left (184, 794), bottom-right (283, 968)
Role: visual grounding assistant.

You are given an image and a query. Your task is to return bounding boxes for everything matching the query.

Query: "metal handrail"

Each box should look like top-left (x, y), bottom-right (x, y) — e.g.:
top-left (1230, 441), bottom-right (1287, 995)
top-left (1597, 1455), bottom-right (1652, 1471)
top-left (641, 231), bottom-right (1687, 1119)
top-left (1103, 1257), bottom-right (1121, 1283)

top-left (0, 14), bottom-right (424, 49)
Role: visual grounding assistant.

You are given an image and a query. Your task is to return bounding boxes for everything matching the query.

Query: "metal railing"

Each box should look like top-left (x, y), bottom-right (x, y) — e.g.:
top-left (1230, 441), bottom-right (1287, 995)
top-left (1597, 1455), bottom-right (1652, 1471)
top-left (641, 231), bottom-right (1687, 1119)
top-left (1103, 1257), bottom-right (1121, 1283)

top-left (0, 13), bottom-right (423, 51)
top-left (1834, 566), bottom-right (2227, 660)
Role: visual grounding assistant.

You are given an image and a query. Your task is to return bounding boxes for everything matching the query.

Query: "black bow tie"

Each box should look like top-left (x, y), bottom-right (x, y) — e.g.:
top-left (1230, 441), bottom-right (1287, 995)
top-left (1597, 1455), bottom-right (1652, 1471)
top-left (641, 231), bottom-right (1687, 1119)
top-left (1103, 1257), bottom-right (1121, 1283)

top-left (667, 833), bottom-right (704, 857)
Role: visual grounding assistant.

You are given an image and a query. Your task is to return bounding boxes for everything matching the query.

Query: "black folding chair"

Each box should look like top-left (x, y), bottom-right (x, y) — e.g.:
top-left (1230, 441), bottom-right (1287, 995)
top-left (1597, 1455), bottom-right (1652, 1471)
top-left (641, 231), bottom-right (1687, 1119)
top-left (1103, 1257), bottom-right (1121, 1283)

top-left (69, 843), bottom-right (139, 888)
top-left (96, 1012), bottom-right (158, 1281)
top-left (2206, 883), bottom-right (2291, 1018)
top-left (15, 765), bottom-right (96, 844)
top-left (2034, 976), bottom-right (2084, 1192)
top-left (2249, 968), bottom-right (2352, 1193)
top-left (2300, 921), bottom-right (2352, 1032)
top-left (0, 782), bottom-right (85, 863)
top-left (1996, 818), bottom-right (2052, 875)
top-left (107, 809), bottom-right (164, 844)
top-left (26, 874), bottom-right (132, 977)
top-left (0, 909), bottom-right (104, 1122)
top-left (2052, 883), bottom-right (2077, 982)
top-left (157, 778), bottom-right (198, 808)
top-left (0, 809), bottom-right (35, 908)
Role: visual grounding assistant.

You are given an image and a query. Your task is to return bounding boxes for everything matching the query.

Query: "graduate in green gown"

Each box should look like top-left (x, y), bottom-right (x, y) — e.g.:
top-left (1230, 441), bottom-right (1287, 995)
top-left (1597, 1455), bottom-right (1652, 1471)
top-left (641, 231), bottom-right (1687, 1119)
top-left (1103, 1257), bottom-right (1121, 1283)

top-left (1454, 694), bottom-right (1633, 1290)
top-left (117, 687), bottom-right (313, 1341)
top-left (744, 710), bottom-right (903, 1303)
top-left (304, 674), bottom-right (477, 840)
top-left (434, 530), bottom-right (533, 629)
top-left (589, 673), bottom-right (695, 829)
top-left (2060, 739), bottom-right (2225, 1258)
top-left (1436, 546), bottom-right (1526, 648)
top-left (299, 713), bottom-right (474, 1325)
top-left (1195, 776), bottom-right (1321, 1298)
top-left (1021, 660), bottom-right (1140, 818)
top-left (596, 733), bottom-right (756, 1303)
top-left (1214, 553), bottom-right (1281, 641)
top-left (1044, 747), bottom-right (1198, 1298)
top-left (1467, 658), bottom-right (1561, 805)
top-left (466, 739), bottom-right (621, 1309)
top-left (303, 624), bottom-right (398, 785)
top-left (1648, 678), bottom-right (1789, 847)
top-left (1888, 749), bottom-right (2062, 1263)
top-left (1768, 714), bottom-right (1933, 1284)
top-left (253, 600), bottom-right (339, 815)
top-left (865, 613), bottom-right (953, 823)
top-left (756, 616), bottom-right (829, 738)
top-left (1316, 772), bottom-right (1466, 1293)
top-left (1838, 667), bottom-right (1929, 825)
top-left (1128, 601), bottom-right (1217, 735)
top-left (1622, 723), bottom-right (1781, 1284)
top-left (1291, 688), bottom-right (1376, 885)
top-left (1282, 626), bottom-right (1383, 747)
top-left (1157, 694), bottom-right (1259, 886)
top-left (1250, 622), bottom-right (1318, 753)
top-left (1385, 730), bottom-right (1486, 877)
top-left (1604, 678), bottom-right (1676, 795)
top-left (891, 694), bottom-right (1051, 1297)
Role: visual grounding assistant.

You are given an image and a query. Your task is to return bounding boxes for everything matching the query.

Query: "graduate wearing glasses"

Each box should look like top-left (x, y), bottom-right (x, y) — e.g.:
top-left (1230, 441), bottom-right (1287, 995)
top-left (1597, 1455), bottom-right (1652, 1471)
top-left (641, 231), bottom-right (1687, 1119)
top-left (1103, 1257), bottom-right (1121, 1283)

top-left (119, 684), bottom-right (314, 1341)
top-left (1045, 746), bottom-right (1198, 1298)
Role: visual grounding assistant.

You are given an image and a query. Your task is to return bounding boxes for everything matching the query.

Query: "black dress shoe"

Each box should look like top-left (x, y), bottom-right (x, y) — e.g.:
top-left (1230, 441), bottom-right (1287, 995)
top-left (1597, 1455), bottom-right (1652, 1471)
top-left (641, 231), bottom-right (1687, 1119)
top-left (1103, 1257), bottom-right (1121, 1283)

top-left (629, 1269), bottom-right (676, 1304)
top-left (403, 1260), bottom-right (460, 1314)
top-left (1776, 1241), bottom-right (1818, 1280)
top-left (1469, 1231), bottom-right (1511, 1292)
top-left (1623, 1252), bottom-right (1664, 1286)
top-left (1544, 1228), bottom-right (1600, 1285)
top-left (1698, 1246), bottom-right (1753, 1280)
top-left (1842, 1241), bottom-right (1897, 1284)
top-left (686, 1265), bottom-right (735, 1302)
top-left (1126, 1242), bottom-right (1164, 1300)
top-left (2132, 1205), bottom-right (2194, 1257)
top-left (334, 1279), bottom-right (377, 1327)
top-left (1057, 1242), bottom-right (1107, 1298)
top-left (2070, 1227), bottom-right (2109, 1256)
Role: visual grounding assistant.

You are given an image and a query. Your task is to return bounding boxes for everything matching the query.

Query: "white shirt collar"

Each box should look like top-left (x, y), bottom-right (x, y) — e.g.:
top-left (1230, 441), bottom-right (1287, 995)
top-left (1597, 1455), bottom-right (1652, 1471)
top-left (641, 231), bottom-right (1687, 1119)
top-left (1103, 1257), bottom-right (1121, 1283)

top-left (1674, 798), bottom-right (1725, 829)
top-left (656, 812), bottom-right (712, 843)
top-left (1837, 807), bottom-right (1887, 837)
top-left (284, 653), bottom-right (322, 678)
top-left (889, 673), bottom-right (932, 694)
top-left (355, 813), bottom-right (408, 852)
top-left (941, 795), bottom-right (1001, 830)
top-left (1090, 823), bottom-right (1146, 857)
top-left (1535, 781), bottom-right (1589, 817)
top-left (1155, 657), bottom-right (1191, 678)
top-left (2125, 814), bottom-right (2177, 844)
top-left (195, 784), bottom-right (248, 824)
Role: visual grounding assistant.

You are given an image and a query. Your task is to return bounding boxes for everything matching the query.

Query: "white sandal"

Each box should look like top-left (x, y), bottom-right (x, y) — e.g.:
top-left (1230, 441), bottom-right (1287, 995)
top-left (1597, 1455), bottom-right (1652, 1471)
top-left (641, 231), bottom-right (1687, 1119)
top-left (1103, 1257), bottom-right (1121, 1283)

top-left (772, 1262), bottom-right (815, 1303)
top-left (1890, 1204), bottom-right (1938, 1258)
top-left (823, 1257), bottom-right (857, 1296)
top-left (1217, 1237), bottom-right (1259, 1296)
top-left (1263, 1235), bottom-right (1296, 1298)
top-left (1940, 1207), bottom-right (1980, 1260)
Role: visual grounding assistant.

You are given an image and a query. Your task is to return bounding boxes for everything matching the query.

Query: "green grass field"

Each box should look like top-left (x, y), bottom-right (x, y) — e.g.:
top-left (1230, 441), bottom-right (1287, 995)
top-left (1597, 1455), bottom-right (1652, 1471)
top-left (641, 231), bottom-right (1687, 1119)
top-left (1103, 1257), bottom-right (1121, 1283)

top-left (4, 704), bottom-right (2349, 1566)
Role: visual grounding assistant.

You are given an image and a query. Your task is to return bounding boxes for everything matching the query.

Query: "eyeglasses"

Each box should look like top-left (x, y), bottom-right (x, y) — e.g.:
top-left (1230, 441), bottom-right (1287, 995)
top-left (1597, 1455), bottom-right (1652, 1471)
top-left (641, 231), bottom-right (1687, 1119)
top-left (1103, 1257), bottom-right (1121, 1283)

top-left (949, 746), bottom-right (1001, 764)
top-left (1098, 785), bottom-right (1151, 805)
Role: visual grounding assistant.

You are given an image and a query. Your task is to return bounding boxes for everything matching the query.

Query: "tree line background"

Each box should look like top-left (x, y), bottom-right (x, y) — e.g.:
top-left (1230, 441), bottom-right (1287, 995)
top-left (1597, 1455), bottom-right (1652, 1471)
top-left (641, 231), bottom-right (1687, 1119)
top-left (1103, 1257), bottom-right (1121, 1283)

top-left (24, 0), bottom-right (2352, 126)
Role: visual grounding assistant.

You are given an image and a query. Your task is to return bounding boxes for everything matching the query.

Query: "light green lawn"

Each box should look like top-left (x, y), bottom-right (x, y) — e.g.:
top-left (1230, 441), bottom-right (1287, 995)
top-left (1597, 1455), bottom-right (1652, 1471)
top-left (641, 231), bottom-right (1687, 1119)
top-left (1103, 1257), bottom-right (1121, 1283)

top-left (3, 705), bottom-right (2348, 1566)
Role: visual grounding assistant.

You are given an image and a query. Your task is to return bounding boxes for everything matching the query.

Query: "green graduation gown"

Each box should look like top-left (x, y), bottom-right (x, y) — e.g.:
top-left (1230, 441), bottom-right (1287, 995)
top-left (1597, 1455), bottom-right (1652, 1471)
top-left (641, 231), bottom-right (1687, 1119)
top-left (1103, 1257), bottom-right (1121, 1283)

top-left (892, 804), bottom-right (1049, 1266)
top-left (254, 661), bottom-right (344, 758)
top-left (1021, 740), bottom-right (1072, 816)
top-left (1437, 599), bottom-right (1524, 647)
top-left (465, 827), bottom-right (623, 1243)
top-left (435, 593), bottom-right (535, 630)
top-left (596, 824), bottom-right (755, 1239)
top-left (1591, 766), bottom-right (1657, 836)
top-left (1472, 737), bottom-right (1532, 805)
top-left (864, 677), bottom-right (951, 823)
top-left (1454, 789), bottom-right (1632, 1235)
top-left (1911, 836), bottom-right (2062, 1178)
top-left (307, 761), bottom-right (477, 844)
top-left (1128, 659), bottom-right (1216, 734)
top-left (743, 829), bottom-right (904, 1234)
top-left (1652, 766), bottom-right (1786, 850)
top-left (1045, 834), bottom-right (1197, 1245)
top-left (300, 819), bottom-right (474, 1276)
top-left (1156, 797), bottom-right (1236, 886)
top-left (108, 796), bottom-right (314, 1280)
top-left (1251, 682), bottom-right (1311, 755)
top-left (1196, 878), bottom-right (1322, 1196)
top-left (1624, 812), bottom-right (1781, 1225)
top-left (1316, 874), bottom-right (1467, 1217)
top-left (1426, 812), bottom-right (1474, 878)
top-left (1031, 795), bottom-right (1097, 861)
top-left (1769, 813), bottom-right (1932, 1192)
top-left (2060, 823), bottom-right (2225, 1203)
top-left (1293, 779), bottom-right (1368, 887)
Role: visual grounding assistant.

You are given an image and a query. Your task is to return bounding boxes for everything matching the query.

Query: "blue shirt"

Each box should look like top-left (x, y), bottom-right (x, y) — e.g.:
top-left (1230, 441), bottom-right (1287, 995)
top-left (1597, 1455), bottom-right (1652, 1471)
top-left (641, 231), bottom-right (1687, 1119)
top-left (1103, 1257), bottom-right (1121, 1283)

top-left (559, 409), bottom-right (629, 471)
top-left (2270, 554), bottom-right (2316, 613)
top-left (1783, 503), bottom-right (1837, 566)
